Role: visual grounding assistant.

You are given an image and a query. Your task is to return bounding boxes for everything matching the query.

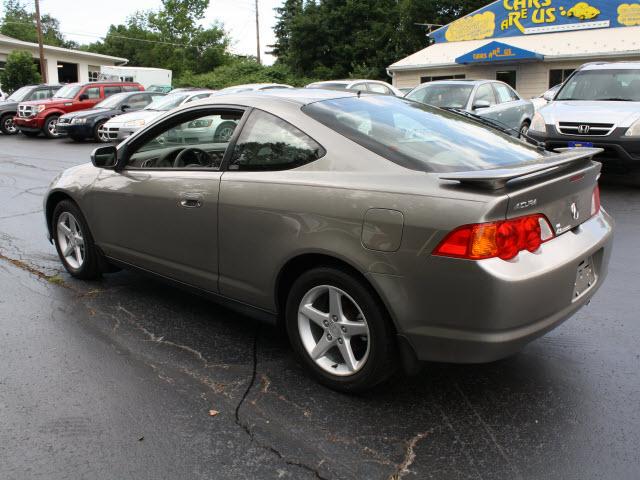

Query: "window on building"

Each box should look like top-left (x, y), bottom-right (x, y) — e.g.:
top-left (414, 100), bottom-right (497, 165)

top-left (88, 70), bottom-right (100, 82)
top-left (549, 69), bottom-right (574, 88)
top-left (496, 70), bottom-right (517, 89)
top-left (420, 74), bottom-right (465, 84)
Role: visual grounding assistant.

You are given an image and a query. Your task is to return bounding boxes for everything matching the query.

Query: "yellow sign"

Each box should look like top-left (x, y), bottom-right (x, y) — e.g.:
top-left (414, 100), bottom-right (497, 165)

top-left (473, 47), bottom-right (516, 61)
top-left (618, 3), bottom-right (640, 25)
top-left (501, 1), bottom-right (601, 33)
top-left (445, 12), bottom-right (496, 42)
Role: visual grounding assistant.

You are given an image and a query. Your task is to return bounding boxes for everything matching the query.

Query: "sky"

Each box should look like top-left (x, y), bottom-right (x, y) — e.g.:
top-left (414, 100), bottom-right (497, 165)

top-left (35, 0), bottom-right (284, 65)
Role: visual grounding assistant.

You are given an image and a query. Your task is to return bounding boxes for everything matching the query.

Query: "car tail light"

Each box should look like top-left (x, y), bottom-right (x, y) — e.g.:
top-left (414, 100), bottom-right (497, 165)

top-left (591, 184), bottom-right (601, 216)
top-left (433, 214), bottom-right (554, 261)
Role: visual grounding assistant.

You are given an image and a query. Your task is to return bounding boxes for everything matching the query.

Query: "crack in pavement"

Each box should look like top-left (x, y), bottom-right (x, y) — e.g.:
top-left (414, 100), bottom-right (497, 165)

top-left (388, 432), bottom-right (429, 480)
top-left (234, 325), bottom-right (332, 480)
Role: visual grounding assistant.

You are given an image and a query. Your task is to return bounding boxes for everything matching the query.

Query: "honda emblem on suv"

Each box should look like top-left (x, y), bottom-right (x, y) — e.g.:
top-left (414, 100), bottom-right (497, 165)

top-left (570, 202), bottom-right (580, 220)
top-left (577, 124), bottom-right (590, 134)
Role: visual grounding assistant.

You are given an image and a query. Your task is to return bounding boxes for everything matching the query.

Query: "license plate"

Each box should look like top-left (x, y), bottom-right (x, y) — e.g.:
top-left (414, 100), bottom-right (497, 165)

top-left (573, 257), bottom-right (596, 299)
top-left (568, 141), bottom-right (593, 148)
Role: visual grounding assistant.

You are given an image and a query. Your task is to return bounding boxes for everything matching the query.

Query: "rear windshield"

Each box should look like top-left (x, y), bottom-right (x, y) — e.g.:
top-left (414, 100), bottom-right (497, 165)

top-left (406, 83), bottom-right (473, 108)
top-left (557, 69), bottom-right (640, 101)
top-left (302, 96), bottom-right (543, 172)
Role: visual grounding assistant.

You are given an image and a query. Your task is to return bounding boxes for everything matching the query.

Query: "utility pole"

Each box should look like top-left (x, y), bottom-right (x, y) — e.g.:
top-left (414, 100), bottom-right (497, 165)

top-left (255, 0), bottom-right (261, 64)
top-left (34, 0), bottom-right (47, 83)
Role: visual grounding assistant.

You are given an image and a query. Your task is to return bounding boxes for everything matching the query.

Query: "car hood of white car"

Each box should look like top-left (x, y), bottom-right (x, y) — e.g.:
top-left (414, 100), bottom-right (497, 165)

top-left (539, 100), bottom-right (640, 127)
top-left (103, 109), bottom-right (164, 128)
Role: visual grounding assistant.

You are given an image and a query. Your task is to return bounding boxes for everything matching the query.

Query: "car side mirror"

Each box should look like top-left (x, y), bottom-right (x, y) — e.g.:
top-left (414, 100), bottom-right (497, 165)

top-left (472, 100), bottom-right (491, 110)
top-left (121, 104), bottom-right (131, 112)
top-left (543, 91), bottom-right (555, 102)
top-left (91, 145), bottom-right (117, 169)
top-left (79, 94), bottom-right (89, 101)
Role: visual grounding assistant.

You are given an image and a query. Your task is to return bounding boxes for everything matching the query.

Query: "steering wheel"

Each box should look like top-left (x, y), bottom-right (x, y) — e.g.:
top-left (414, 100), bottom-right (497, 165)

top-left (173, 147), bottom-right (210, 168)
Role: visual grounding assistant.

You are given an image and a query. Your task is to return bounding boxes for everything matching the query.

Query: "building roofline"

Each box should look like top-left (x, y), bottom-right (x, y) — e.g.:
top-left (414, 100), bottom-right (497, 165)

top-left (0, 34), bottom-right (128, 64)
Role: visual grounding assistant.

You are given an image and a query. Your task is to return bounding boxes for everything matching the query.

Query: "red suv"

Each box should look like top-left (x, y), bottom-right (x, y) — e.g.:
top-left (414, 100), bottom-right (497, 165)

top-left (14, 81), bottom-right (144, 138)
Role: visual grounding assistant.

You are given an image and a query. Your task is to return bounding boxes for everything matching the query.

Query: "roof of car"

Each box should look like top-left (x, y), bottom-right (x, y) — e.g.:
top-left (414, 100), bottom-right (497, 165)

top-left (197, 88), bottom-right (360, 107)
top-left (579, 61), bottom-right (640, 71)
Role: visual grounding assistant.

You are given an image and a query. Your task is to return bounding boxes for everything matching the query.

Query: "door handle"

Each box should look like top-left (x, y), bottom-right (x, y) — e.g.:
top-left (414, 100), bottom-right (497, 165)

top-left (179, 198), bottom-right (202, 208)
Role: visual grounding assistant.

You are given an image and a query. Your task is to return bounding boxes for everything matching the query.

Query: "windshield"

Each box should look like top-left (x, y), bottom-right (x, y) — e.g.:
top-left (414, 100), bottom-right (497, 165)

top-left (302, 96), bottom-right (543, 173)
top-left (144, 92), bottom-right (190, 111)
top-left (406, 84), bottom-right (473, 108)
top-left (307, 83), bottom-right (349, 90)
top-left (53, 84), bottom-right (81, 99)
top-left (556, 69), bottom-right (640, 101)
top-left (7, 86), bottom-right (33, 102)
top-left (94, 92), bottom-right (129, 109)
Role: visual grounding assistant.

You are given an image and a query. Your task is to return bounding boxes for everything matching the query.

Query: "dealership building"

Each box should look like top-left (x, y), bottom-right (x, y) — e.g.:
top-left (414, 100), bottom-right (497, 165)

top-left (0, 33), bottom-right (127, 85)
top-left (388, 0), bottom-right (640, 99)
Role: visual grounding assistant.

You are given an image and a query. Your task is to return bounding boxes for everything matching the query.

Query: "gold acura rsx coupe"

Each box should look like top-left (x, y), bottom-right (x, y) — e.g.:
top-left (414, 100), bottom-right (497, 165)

top-left (44, 90), bottom-right (613, 392)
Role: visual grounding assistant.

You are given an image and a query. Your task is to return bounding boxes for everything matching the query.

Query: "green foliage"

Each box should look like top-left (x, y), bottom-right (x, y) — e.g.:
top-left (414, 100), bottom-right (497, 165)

top-left (175, 58), bottom-right (317, 89)
top-left (272, 0), bottom-right (490, 80)
top-left (0, 0), bottom-right (76, 48)
top-left (84, 0), bottom-right (231, 78)
top-left (0, 50), bottom-right (41, 93)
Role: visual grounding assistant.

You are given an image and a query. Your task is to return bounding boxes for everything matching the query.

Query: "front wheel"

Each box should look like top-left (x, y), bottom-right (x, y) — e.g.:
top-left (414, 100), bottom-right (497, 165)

top-left (52, 200), bottom-right (101, 279)
top-left (0, 113), bottom-right (18, 134)
top-left (43, 115), bottom-right (62, 138)
top-left (519, 121), bottom-right (530, 139)
top-left (285, 266), bottom-right (398, 392)
top-left (94, 120), bottom-right (110, 143)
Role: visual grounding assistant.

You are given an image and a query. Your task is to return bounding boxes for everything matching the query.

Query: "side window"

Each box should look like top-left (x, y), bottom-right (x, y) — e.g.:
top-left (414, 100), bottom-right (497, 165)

top-left (83, 87), bottom-right (101, 99)
top-left (126, 110), bottom-right (243, 169)
top-left (126, 94), bottom-right (152, 109)
top-left (351, 83), bottom-right (369, 92)
top-left (474, 84), bottom-right (496, 107)
top-left (31, 89), bottom-right (50, 100)
top-left (229, 110), bottom-right (324, 171)
top-left (493, 83), bottom-right (515, 103)
top-left (104, 86), bottom-right (121, 97)
top-left (368, 83), bottom-right (391, 95)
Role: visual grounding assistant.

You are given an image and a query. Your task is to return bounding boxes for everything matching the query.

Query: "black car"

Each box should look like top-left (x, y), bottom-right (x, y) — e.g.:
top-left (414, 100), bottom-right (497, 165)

top-left (0, 84), bottom-right (62, 135)
top-left (56, 91), bottom-right (166, 142)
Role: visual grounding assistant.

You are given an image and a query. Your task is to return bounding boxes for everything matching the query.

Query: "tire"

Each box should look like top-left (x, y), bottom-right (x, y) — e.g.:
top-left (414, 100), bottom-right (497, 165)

top-left (94, 120), bottom-right (109, 143)
top-left (285, 266), bottom-right (398, 393)
top-left (52, 200), bottom-right (101, 280)
top-left (519, 121), bottom-right (530, 139)
top-left (213, 121), bottom-right (237, 142)
top-left (21, 130), bottom-right (40, 137)
top-left (43, 114), bottom-right (62, 138)
top-left (0, 113), bottom-right (18, 135)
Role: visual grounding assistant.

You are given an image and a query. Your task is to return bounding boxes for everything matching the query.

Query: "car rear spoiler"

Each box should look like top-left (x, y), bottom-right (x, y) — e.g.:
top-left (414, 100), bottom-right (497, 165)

top-left (439, 148), bottom-right (602, 190)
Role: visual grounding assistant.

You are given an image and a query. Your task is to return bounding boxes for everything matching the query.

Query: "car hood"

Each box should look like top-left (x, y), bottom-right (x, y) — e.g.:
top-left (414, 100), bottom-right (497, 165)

top-left (539, 100), bottom-right (640, 127)
top-left (0, 100), bottom-right (18, 111)
top-left (104, 109), bottom-right (162, 127)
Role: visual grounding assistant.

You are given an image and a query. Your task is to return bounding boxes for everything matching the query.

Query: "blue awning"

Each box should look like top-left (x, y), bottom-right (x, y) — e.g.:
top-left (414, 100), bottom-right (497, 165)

top-left (455, 41), bottom-right (544, 65)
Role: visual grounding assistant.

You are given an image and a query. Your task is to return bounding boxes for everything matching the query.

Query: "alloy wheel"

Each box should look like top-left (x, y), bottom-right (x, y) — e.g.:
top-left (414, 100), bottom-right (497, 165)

top-left (56, 211), bottom-right (85, 269)
top-left (48, 118), bottom-right (59, 136)
top-left (97, 126), bottom-right (110, 143)
top-left (3, 116), bottom-right (17, 134)
top-left (217, 126), bottom-right (234, 142)
top-left (297, 285), bottom-right (370, 376)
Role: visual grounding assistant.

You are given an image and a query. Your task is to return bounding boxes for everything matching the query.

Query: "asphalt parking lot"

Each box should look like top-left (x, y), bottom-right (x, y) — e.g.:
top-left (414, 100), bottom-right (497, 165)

top-left (1, 134), bottom-right (639, 480)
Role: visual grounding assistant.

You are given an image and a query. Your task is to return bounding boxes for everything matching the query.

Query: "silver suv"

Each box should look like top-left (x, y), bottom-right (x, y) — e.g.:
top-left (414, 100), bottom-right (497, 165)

top-left (528, 62), bottom-right (640, 176)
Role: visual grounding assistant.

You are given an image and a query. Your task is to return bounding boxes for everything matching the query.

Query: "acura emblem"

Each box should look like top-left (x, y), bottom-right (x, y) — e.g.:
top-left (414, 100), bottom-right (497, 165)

top-left (570, 202), bottom-right (580, 220)
top-left (577, 124), bottom-right (590, 134)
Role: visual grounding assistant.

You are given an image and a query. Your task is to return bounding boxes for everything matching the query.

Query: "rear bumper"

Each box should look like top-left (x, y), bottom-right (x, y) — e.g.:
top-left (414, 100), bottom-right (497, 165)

top-left (369, 210), bottom-right (614, 363)
top-left (13, 116), bottom-right (44, 131)
top-left (529, 127), bottom-right (640, 165)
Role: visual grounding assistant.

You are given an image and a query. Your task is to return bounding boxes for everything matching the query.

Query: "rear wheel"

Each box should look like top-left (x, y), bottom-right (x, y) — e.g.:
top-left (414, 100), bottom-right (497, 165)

top-left (43, 115), bottom-right (62, 138)
top-left (0, 113), bottom-right (18, 135)
top-left (285, 266), bottom-right (397, 392)
top-left (52, 200), bottom-right (101, 279)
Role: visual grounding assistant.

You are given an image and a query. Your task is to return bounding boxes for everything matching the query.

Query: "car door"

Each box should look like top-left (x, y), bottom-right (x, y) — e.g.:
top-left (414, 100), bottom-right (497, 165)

top-left (72, 85), bottom-right (102, 112)
top-left (218, 108), bottom-right (326, 310)
top-left (492, 82), bottom-right (521, 131)
top-left (85, 106), bottom-right (245, 291)
top-left (469, 83), bottom-right (500, 123)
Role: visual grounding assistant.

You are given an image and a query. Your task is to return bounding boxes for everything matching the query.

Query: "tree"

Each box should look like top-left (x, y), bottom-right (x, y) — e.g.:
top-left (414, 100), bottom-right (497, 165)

top-left (0, 0), bottom-right (74, 48)
top-left (85, 0), bottom-right (231, 77)
top-left (272, 0), bottom-right (490, 80)
top-left (0, 50), bottom-right (41, 93)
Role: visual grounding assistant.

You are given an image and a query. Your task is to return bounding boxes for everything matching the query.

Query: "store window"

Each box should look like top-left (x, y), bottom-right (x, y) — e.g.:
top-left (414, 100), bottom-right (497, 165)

top-left (420, 74), bottom-right (465, 84)
top-left (496, 70), bottom-right (517, 89)
top-left (549, 69), bottom-right (575, 88)
top-left (88, 66), bottom-right (100, 82)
